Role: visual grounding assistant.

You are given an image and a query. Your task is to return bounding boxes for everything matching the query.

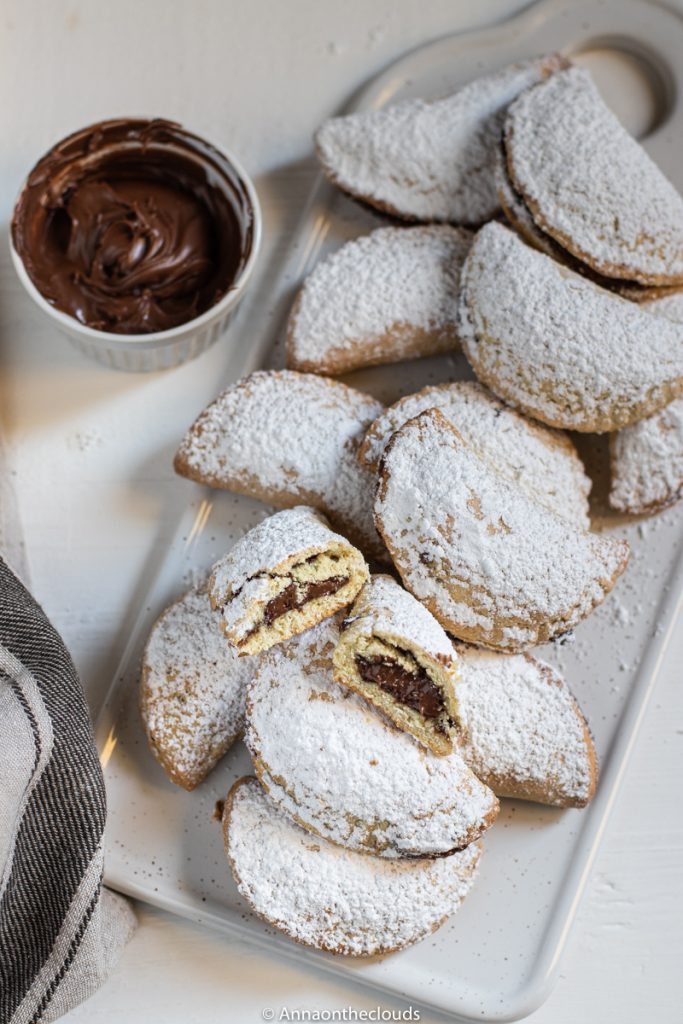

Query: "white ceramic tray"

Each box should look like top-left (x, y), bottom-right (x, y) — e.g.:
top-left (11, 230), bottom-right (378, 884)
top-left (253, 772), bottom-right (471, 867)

top-left (95, 1), bottom-right (683, 1019)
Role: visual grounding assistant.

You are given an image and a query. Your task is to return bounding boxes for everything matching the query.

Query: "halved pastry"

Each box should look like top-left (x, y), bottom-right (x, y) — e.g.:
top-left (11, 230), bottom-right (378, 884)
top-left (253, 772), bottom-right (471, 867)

top-left (333, 574), bottom-right (459, 756)
top-left (286, 225), bottom-right (471, 375)
top-left (459, 222), bottom-right (683, 432)
top-left (224, 777), bottom-right (482, 957)
top-left (245, 616), bottom-right (499, 858)
top-left (504, 66), bottom-right (683, 286)
top-left (374, 408), bottom-right (629, 652)
top-left (315, 55), bottom-right (566, 225)
top-left (140, 585), bottom-right (254, 790)
top-left (173, 370), bottom-right (385, 559)
top-left (209, 506), bottom-right (368, 655)
top-left (358, 380), bottom-right (591, 529)
top-left (456, 646), bottom-right (598, 808)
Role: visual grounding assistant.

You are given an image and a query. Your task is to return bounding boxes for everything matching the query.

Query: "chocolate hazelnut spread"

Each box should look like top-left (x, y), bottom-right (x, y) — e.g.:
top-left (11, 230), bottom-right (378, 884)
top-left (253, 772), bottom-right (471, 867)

top-left (263, 576), bottom-right (349, 626)
top-left (11, 118), bottom-right (254, 334)
top-left (355, 653), bottom-right (445, 721)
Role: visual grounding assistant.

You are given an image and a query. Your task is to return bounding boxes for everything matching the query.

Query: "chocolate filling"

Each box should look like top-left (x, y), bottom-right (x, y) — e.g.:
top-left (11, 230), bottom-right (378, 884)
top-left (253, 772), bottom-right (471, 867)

top-left (12, 119), bottom-right (253, 334)
top-left (355, 653), bottom-right (446, 722)
top-left (263, 575), bottom-right (348, 626)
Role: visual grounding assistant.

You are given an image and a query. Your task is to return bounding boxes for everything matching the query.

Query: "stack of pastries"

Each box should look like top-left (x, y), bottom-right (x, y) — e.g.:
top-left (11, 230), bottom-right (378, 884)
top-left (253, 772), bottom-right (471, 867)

top-left (141, 54), bottom-right (683, 957)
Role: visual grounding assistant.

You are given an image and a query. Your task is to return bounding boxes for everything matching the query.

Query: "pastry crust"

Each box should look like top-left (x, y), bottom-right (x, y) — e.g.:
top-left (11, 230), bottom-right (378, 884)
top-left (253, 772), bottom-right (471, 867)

top-left (209, 506), bottom-right (369, 655)
top-left (358, 380), bottom-right (591, 529)
top-left (609, 398), bottom-right (683, 515)
top-left (333, 574), bottom-right (459, 756)
top-left (286, 226), bottom-right (471, 375)
top-left (455, 646), bottom-right (598, 808)
top-left (609, 293), bottom-right (683, 515)
top-left (315, 55), bottom-right (567, 225)
top-left (459, 222), bottom-right (683, 432)
top-left (173, 370), bottom-right (385, 560)
top-left (494, 142), bottom-right (681, 304)
top-left (223, 776), bottom-right (482, 957)
top-left (140, 585), bottom-right (254, 790)
top-left (245, 616), bottom-right (499, 858)
top-left (504, 66), bottom-right (683, 286)
top-left (374, 408), bottom-right (629, 653)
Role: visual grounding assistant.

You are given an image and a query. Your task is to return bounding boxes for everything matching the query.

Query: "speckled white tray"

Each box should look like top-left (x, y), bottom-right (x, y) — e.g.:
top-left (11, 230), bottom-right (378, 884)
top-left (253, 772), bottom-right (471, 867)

top-left (95, 1), bottom-right (683, 1019)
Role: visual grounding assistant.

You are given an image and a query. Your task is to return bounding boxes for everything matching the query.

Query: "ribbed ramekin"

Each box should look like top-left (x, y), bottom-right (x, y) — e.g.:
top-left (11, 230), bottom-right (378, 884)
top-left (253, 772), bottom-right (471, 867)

top-left (9, 124), bottom-right (261, 373)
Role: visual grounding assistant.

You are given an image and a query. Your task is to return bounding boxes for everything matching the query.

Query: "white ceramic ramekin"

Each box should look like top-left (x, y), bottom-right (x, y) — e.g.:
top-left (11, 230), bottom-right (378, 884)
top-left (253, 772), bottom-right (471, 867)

top-left (9, 123), bottom-right (261, 372)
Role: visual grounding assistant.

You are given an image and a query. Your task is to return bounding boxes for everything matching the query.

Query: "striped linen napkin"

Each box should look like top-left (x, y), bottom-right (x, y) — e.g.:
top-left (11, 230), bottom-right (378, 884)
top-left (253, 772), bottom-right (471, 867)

top-left (0, 540), bottom-right (135, 1022)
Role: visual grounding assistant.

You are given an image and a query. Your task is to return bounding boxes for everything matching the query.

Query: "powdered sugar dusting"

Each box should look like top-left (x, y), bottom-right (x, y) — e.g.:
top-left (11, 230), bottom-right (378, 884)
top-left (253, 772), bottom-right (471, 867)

top-left (343, 574), bottom-right (457, 666)
top-left (375, 408), bottom-right (629, 651)
top-left (643, 291), bottom-right (683, 322)
top-left (210, 506), bottom-right (352, 598)
top-left (175, 371), bottom-right (384, 558)
top-left (609, 293), bottom-right (683, 513)
top-left (316, 56), bottom-right (565, 225)
top-left (209, 506), bottom-right (366, 649)
top-left (505, 66), bottom-right (683, 284)
top-left (456, 647), bottom-right (595, 806)
top-left (459, 222), bottom-right (683, 432)
top-left (245, 616), bottom-right (498, 857)
top-left (610, 399), bottom-right (683, 514)
top-left (287, 226), bottom-right (471, 374)
top-left (360, 381), bottom-right (590, 528)
top-left (225, 778), bottom-right (482, 956)
top-left (495, 140), bottom-right (673, 304)
top-left (140, 586), bottom-right (254, 788)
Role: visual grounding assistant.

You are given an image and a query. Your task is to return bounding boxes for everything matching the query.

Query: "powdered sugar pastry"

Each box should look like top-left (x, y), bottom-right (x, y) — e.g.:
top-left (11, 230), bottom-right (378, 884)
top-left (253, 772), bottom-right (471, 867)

top-left (224, 777), bottom-right (482, 956)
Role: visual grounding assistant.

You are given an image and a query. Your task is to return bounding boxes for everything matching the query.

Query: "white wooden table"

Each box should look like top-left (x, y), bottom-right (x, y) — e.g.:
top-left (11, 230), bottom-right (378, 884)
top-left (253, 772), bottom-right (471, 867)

top-left (0, 1), bottom-right (681, 1020)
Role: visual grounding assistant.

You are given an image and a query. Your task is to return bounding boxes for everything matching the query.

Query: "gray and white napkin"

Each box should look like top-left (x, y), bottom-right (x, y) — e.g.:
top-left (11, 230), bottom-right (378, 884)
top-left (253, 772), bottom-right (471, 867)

top-left (0, 512), bottom-right (135, 1022)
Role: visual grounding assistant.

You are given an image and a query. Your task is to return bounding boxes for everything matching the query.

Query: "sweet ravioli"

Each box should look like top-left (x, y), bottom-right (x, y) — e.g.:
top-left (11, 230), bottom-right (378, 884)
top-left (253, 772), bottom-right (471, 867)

top-left (174, 370), bottom-right (385, 559)
top-left (456, 646), bottom-right (598, 808)
top-left (609, 399), bottom-right (683, 516)
top-left (374, 408), bottom-right (629, 652)
top-left (359, 380), bottom-right (591, 529)
top-left (224, 777), bottom-right (482, 957)
top-left (140, 585), bottom-right (253, 790)
top-left (286, 225), bottom-right (471, 375)
top-left (459, 222), bottom-right (683, 432)
top-left (493, 142), bottom-right (674, 303)
top-left (609, 293), bottom-right (683, 515)
top-left (245, 616), bottom-right (499, 858)
top-left (209, 506), bottom-right (368, 655)
top-left (333, 574), bottom-right (459, 756)
top-left (315, 55), bottom-right (566, 225)
top-left (505, 66), bottom-right (683, 286)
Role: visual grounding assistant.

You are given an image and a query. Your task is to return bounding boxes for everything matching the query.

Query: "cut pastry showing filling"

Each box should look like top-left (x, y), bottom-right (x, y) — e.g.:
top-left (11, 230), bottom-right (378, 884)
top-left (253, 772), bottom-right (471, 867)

top-left (455, 646), bottom-right (598, 808)
top-left (245, 616), bottom-right (499, 858)
top-left (286, 225), bottom-right (471, 376)
top-left (358, 380), bottom-right (591, 529)
top-left (223, 777), bottom-right (482, 957)
top-left (173, 369), bottom-right (385, 560)
top-left (374, 408), bottom-right (630, 653)
top-left (140, 585), bottom-right (254, 790)
top-left (459, 222), bottom-right (683, 432)
top-left (354, 650), bottom-right (445, 721)
top-left (315, 55), bottom-right (567, 225)
top-left (505, 66), bottom-right (683, 286)
top-left (209, 506), bottom-right (368, 656)
top-left (333, 575), bottom-right (458, 755)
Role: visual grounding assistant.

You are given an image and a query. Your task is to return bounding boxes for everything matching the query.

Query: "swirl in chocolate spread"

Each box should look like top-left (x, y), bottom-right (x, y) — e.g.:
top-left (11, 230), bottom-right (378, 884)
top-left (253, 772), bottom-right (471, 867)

top-left (11, 119), bottom-right (254, 334)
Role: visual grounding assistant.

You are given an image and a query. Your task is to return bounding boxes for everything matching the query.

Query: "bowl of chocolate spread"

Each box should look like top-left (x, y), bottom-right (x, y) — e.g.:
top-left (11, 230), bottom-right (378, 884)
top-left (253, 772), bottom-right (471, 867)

top-left (10, 118), bottom-right (261, 371)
